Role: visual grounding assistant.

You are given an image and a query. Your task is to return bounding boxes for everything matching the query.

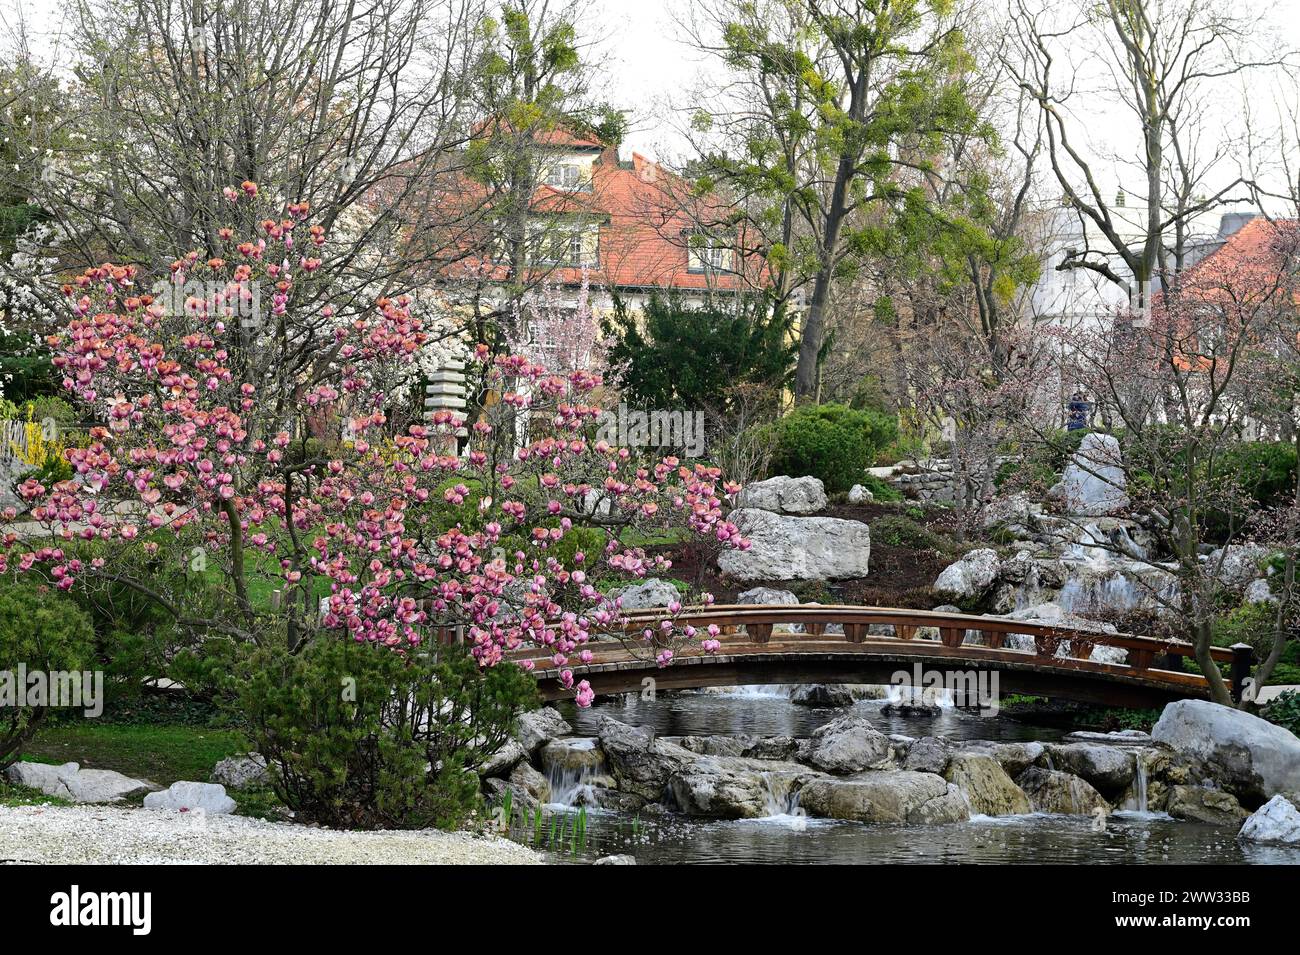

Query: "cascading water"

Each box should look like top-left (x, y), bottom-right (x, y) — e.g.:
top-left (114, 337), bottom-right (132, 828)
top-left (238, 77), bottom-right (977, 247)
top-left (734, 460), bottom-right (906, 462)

top-left (1120, 752), bottom-right (1151, 814)
top-left (701, 684), bottom-right (798, 699)
top-left (543, 738), bottom-right (609, 809)
top-left (757, 772), bottom-right (804, 824)
top-left (884, 682), bottom-right (955, 709)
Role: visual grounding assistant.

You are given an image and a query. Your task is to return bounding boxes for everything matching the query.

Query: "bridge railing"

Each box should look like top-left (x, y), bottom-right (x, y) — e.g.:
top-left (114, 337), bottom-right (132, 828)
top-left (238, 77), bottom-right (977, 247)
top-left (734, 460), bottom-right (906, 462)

top-left (510, 603), bottom-right (1243, 691)
top-left (610, 602), bottom-right (1232, 664)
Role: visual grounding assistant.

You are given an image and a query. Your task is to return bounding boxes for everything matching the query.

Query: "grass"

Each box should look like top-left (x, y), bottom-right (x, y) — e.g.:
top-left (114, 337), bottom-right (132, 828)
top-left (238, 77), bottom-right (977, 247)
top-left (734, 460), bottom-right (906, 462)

top-left (22, 723), bottom-right (248, 786)
top-left (11, 721), bottom-right (289, 818)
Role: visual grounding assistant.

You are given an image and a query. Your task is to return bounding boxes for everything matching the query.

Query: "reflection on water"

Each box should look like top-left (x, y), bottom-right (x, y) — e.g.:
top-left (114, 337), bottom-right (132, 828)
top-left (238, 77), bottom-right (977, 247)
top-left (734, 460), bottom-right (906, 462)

top-left (560, 688), bottom-right (1067, 742)
top-left (554, 810), bottom-right (1300, 865)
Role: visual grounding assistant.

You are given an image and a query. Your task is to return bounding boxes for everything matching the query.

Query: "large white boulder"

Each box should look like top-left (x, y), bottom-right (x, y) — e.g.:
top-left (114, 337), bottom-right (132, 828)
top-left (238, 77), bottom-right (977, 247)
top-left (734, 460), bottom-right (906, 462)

top-left (513, 707), bottom-right (573, 756)
top-left (1239, 794), bottom-right (1300, 844)
top-left (719, 508), bottom-right (870, 581)
top-left (737, 475), bottom-right (828, 514)
top-left (1152, 699), bottom-right (1300, 802)
top-left (143, 781), bottom-right (237, 815)
top-left (610, 577), bottom-right (681, 610)
top-left (932, 548), bottom-right (1000, 602)
top-left (1048, 433), bottom-right (1129, 516)
top-left (1206, 544), bottom-right (1272, 588)
top-left (4, 761), bottom-right (157, 803)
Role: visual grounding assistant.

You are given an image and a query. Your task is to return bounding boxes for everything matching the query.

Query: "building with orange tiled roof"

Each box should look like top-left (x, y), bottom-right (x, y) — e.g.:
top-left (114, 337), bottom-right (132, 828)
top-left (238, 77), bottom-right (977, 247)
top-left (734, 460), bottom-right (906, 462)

top-left (451, 124), bottom-right (764, 310)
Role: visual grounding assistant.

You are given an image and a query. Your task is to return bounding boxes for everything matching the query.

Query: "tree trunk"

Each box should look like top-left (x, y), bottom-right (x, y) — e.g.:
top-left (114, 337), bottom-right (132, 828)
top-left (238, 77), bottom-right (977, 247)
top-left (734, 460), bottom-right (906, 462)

top-left (794, 266), bottom-right (833, 399)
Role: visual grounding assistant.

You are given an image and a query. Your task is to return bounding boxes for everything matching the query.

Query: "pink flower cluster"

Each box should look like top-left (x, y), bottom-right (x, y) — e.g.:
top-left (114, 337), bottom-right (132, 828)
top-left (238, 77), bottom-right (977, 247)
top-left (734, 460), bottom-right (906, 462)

top-left (0, 188), bottom-right (748, 705)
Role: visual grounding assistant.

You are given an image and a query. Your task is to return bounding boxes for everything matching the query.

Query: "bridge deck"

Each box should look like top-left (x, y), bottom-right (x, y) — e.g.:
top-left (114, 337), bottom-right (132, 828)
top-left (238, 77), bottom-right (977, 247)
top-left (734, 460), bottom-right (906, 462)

top-left (505, 604), bottom-right (1242, 708)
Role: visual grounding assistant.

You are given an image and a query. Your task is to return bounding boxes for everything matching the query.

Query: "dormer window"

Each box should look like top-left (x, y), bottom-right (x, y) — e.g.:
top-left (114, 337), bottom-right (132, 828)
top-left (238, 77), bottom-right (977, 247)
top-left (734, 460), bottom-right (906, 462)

top-left (544, 162), bottom-right (589, 191)
top-left (687, 234), bottom-right (733, 273)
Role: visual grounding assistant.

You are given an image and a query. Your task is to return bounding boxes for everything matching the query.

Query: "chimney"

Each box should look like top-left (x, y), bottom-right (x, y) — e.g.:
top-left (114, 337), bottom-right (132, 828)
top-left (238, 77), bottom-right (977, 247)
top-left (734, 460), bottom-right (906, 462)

top-left (1217, 212), bottom-right (1256, 239)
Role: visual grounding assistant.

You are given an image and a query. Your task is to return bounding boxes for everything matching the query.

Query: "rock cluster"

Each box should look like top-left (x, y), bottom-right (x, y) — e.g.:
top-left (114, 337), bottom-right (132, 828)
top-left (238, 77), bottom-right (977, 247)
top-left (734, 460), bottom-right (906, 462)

top-left (480, 699), bottom-right (1300, 841)
top-left (4, 762), bottom-right (159, 804)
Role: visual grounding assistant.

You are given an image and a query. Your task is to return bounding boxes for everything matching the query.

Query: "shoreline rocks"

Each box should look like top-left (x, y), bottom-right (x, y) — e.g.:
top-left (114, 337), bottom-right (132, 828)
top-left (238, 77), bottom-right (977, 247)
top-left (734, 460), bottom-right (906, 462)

top-left (1239, 794), bottom-right (1300, 844)
top-left (1152, 699), bottom-right (1300, 802)
top-left (1016, 767), bottom-right (1109, 815)
top-left (944, 754), bottom-right (1031, 816)
top-left (800, 771), bottom-right (970, 825)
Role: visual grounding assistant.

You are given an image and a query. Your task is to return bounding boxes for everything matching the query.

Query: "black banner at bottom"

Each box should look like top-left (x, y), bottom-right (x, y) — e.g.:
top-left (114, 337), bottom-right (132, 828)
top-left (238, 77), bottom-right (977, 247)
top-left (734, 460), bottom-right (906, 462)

top-left (0, 862), bottom-right (1286, 941)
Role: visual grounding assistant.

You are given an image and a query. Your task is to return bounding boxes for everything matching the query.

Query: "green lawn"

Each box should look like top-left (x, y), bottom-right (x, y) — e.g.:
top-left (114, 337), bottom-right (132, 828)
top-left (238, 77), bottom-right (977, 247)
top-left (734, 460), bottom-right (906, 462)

top-left (22, 723), bottom-right (248, 786)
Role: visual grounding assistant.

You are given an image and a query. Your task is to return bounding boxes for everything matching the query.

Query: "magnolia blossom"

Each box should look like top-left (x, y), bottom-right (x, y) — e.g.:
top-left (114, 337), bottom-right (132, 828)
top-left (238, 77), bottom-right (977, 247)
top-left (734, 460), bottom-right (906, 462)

top-left (0, 189), bottom-right (748, 705)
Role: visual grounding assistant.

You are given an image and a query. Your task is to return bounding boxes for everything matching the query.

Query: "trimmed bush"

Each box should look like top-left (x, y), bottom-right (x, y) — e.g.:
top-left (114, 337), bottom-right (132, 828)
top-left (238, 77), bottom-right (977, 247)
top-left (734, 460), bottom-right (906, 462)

top-left (870, 515), bottom-right (956, 552)
top-left (0, 581), bottom-right (96, 768)
top-left (767, 404), bottom-right (898, 493)
top-left (859, 473), bottom-right (903, 502)
top-left (235, 638), bottom-right (539, 830)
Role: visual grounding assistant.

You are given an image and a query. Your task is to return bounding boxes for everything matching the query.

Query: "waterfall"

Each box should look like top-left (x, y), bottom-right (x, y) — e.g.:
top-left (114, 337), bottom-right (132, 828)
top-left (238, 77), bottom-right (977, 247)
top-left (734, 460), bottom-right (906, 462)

top-left (758, 772), bottom-right (804, 824)
top-left (711, 684), bottom-right (797, 699)
top-left (1119, 752), bottom-right (1150, 814)
top-left (1134, 754), bottom-right (1148, 813)
top-left (884, 682), bottom-right (955, 709)
top-left (546, 765), bottom-right (600, 809)
top-left (544, 739), bottom-right (607, 809)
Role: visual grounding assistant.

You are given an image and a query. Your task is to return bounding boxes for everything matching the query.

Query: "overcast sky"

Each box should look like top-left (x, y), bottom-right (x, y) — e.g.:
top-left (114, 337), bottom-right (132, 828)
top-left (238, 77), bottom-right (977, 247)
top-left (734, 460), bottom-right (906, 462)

top-left (4, 0), bottom-right (1299, 206)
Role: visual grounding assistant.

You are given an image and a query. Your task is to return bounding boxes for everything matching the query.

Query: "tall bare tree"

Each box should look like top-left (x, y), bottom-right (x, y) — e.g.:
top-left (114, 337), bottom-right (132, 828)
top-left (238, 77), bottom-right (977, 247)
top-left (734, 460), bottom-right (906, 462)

top-left (1, 0), bottom-right (492, 322)
top-left (1007, 0), bottom-right (1293, 310)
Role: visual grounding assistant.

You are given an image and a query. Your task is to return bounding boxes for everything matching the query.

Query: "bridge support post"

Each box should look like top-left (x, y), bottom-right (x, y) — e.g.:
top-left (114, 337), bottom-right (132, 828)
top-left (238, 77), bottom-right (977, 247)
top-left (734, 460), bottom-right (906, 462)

top-left (1230, 642), bottom-right (1254, 703)
top-left (844, 623), bottom-right (865, 643)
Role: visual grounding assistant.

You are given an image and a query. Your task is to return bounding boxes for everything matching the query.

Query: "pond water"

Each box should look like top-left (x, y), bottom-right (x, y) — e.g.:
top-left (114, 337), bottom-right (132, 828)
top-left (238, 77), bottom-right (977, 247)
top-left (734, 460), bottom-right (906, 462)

top-left (558, 688), bottom-right (1067, 742)
top-left (526, 688), bottom-right (1300, 866)
top-left (541, 809), bottom-right (1300, 865)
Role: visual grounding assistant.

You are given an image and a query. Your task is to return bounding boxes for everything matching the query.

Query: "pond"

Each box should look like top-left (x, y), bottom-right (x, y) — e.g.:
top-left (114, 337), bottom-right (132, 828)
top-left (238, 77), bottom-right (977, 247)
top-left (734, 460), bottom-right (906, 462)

top-left (558, 687), bottom-right (1068, 742)
top-left (522, 688), bottom-right (1300, 865)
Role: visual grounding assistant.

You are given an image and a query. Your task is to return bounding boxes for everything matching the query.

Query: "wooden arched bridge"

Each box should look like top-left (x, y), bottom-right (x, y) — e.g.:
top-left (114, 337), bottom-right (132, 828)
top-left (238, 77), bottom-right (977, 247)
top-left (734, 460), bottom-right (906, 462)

top-left (506, 604), bottom-right (1251, 709)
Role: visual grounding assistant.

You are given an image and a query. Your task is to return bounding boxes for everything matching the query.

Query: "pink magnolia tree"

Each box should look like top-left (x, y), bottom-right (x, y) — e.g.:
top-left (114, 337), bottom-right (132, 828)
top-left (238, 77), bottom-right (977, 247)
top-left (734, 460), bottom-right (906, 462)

top-left (0, 187), bottom-right (748, 706)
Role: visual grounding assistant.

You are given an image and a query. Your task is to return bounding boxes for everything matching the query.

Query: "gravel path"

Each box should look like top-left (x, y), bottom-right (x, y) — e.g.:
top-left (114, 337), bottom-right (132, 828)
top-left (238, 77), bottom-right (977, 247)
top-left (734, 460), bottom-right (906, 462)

top-left (0, 804), bottom-right (542, 865)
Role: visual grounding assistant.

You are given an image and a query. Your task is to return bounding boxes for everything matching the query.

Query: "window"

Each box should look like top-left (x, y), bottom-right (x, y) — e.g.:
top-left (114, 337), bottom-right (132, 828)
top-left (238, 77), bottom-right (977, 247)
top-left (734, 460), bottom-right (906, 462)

top-left (530, 223), bottom-right (598, 267)
top-left (544, 162), bottom-right (589, 191)
top-left (688, 235), bottom-right (733, 273)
